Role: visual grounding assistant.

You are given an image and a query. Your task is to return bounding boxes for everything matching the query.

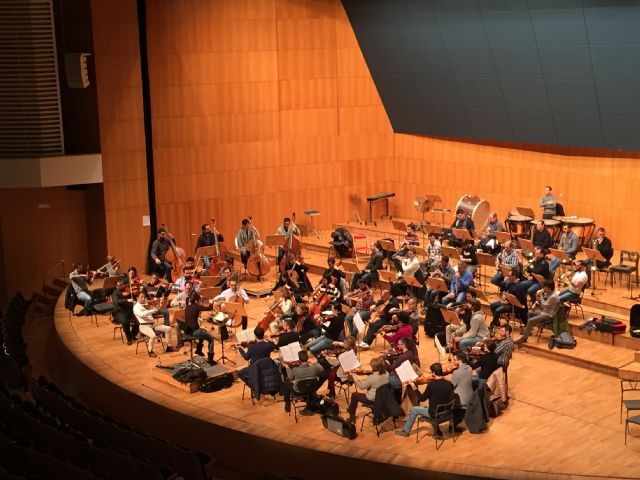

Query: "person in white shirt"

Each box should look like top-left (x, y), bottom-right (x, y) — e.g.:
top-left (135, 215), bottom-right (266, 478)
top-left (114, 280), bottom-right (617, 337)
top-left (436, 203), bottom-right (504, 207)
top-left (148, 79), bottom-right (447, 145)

top-left (213, 280), bottom-right (250, 330)
top-left (133, 292), bottom-right (176, 357)
top-left (558, 260), bottom-right (588, 303)
top-left (170, 280), bottom-right (194, 308)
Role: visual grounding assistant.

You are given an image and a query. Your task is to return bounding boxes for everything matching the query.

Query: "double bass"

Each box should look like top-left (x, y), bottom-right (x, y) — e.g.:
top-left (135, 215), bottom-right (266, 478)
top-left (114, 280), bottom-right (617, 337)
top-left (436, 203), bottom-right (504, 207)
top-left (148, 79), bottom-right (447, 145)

top-left (279, 212), bottom-right (302, 272)
top-left (161, 223), bottom-right (186, 278)
top-left (246, 216), bottom-right (270, 278)
top-left (207, 217), bottom-right (228, 275)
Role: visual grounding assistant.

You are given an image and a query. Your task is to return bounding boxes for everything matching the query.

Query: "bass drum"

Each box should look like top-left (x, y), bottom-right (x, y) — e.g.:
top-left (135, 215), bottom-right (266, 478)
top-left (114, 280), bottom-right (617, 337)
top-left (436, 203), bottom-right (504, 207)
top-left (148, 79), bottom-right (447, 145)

top-left (455, 194), bottom-right (491, 226)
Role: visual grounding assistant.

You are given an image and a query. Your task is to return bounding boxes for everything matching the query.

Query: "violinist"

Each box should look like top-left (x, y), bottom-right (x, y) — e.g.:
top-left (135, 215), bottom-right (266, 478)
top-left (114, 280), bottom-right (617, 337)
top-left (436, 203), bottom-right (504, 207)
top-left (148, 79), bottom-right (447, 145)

top-left (217, 263), bottom-right (236, 291)
top-left (360, 290), bottom-right (399, 348)
top-left (173, 265), bottom-right (201, 293)
top-left (386, 337), bottom-right (417, 390)
top-left (344, 279), bottom-right (374, 338)
top-left (271, 272), bottom-right (300, 301)
top-left (146, 272), bottom-right (171, 299)
top-left (170, 280), bottom-right (194, 308)
top-left (381, 311), bottom-right (413, 350)
top-left (69, 264), bottom-right (94, 315)
top-left (275, 319), bottom-right (300, 349)
top-left (183, 292), bottom-right (215, 365)
top-left (96, 255), bottom-right (121, 278)
top-left (213, 279), bottom-right (250, 329)
top-left (235, 218), bottom-right (257, 270)
top-left (133, 292), bottom-right (176, 357)
top-left (151, 228), bottom-right (173, 282)
top-left (307, 303), bottom-right (346, 356)
top-left (350, 242), bottom-right (383, 290)
top-left (292, 304), bottom-right (317, 343)
top-left (276, 217), bottom-right (300, 270)
top-left (323, 336), bottom-right (357, 399)
top-left (195, 223), bottom-right (224, 272)
top-left (238, 326), bottom-right (275, 364)
top-left (283, 350), bottom-right (324, 414)
top-left (112, 279), bottom-right (138, 345)
top-left (347, 357), bottom-right (389, 424)
top-left (322, 257), bottom-right (345, 283)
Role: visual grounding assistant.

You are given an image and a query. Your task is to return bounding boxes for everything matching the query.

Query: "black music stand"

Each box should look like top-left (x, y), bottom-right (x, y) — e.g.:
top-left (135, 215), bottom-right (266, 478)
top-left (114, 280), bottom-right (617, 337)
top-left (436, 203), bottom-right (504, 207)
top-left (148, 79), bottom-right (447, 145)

top-left (476, 252), bottom-right (496, 295)
top-left (582, 247), bottom-right (607, 296)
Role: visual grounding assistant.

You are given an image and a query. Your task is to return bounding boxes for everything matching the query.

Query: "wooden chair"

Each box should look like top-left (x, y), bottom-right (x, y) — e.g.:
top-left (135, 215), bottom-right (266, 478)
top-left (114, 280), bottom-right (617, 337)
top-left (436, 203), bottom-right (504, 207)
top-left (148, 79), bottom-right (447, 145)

top-left (608, 250), bottom-right (639, 291)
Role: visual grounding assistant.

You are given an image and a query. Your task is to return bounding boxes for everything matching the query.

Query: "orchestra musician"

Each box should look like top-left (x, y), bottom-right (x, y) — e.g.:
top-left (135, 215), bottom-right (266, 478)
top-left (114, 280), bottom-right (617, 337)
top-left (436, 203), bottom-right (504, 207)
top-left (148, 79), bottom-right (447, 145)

top-left (490, 240), bottom-right (520, 287)
top-left (477, 212), bottom-right (503, 255)
top-left (347, 357), bottom-right (389, 424)
top-left (323, 336), bottom-right (357, 399)
top-left (213, 279), bottom-right (250, 329)
top-left (173, 266), bottom-right (200, 293)
top-left (146, 273), bottom-right (171, 299)
top-left (470, 340), bottom-right (499, 389)
top-left (381, 311), bottom-right (413, 349)
top-left (424, 255), bottom-right (455, 306)
top-left (266, 288), bottom-right (295, 335)
top-left (386, 337), bottom-right (418, 390)
top-left (133, 292), bottom-right (176, 357)
top-left (217, 265), bottom-right (236, 291)
top-left (444, 291), bottom-right (474, 351)
top-left (183, 292), bottom-right (215, 364)
top-left (307, 303), bottom-right (346, 356)
top-left (235, 218), bottom-right (257, 270)
top-left (239, 326), bottom-right (275, 364)
top-left (532, 220), bottom-right (553, 251)
top-left (291, 304), bottom-right (317, 343)
top-left (455, 300), bottom-right (489, 354)
top-left (539, 185), bottom-right (557, 220)
top-left (459, 238), bottom-right (478, 275)
top-left (489, 267), bottom-right (528, 328)
top-left (112, 279), bottom-right (138, 345)
top-left (515, 279), bottom-right (559, 345)
top-left (96, 255), bottom-right (120, 278)
top-left (344, 279), bottom-right (375, 338)
top-left (391, 224), bottom-right (419, 271)
top-left (275, 318), bottom-right (300, 349)
top-left (169, 280), bottom-right (194, 308)
top-left (282, 252), bottom-right (312, 295)
top-left (322, 257), bottom-right (345, 282)
top-left (451, 208), bottom-right (476, 238)
top-left (549, 224), bottom-right (579, 274)
top-left (276, 216), bottom-right (300, 269)
top-left (350, 242), bottom-right (384, 290)
top-left (360, 290), bottom-right (400, 348)
top-left (395, 362), bottom-right (454, 437)
top-left (584, 227), bottom-right (614, 285)
top-left (441, 261), bottom-right (473, 306)
top-left (392, 249), bottom-right (423, 298)
top-left (271, 272), bottom-right (300, 301)
top-left (69, 264), bottom-right (94, 315)
top-left (519, 247), bottom-right (551, 302)
top-left (282, 350), bottom-right (325, 414)
top-left (484, 212), bottom-right (504, 235)
top-left (420, 232), bottom-right (442, 272)
top-left (557, 260), bottom-right (588, 303)
top-left (151, 228), bottom-right (173, 282)
top-left (195, 223), bottom-right (224, 272)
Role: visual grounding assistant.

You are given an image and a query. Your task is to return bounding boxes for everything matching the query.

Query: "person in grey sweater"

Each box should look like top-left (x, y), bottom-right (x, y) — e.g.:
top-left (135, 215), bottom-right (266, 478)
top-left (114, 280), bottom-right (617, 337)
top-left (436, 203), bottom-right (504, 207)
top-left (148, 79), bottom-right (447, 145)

top-left (539, 185), bottom-right (557, 219)
top-left (457, 300), bottom-right (489, 353)
top-left (515, 280), bottom-right (559, 344)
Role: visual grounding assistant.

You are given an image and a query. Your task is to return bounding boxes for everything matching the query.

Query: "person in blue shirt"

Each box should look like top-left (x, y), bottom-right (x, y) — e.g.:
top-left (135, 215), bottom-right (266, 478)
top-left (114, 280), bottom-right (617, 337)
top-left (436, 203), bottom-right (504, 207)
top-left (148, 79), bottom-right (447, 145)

top-left (441, 262), bottom-right (473, 305)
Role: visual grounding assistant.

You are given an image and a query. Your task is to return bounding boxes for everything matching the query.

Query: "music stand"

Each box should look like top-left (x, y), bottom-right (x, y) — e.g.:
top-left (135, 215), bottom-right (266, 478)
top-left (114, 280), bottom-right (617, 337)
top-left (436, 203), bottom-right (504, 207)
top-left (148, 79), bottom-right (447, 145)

top-left (495, 231), bottom-right (511, 244)
top-left (102, 276), bottom-right (119, 290)
top-left (441, 246), bottom-right (461, 262)
top-left (265, 234), bottom-right (286, 249)
top-left (200, 276), bottom-right (221, 288)
top-left (441, 309), bottom-right (461, 326)
top-left (426, 277), bottom-right (449, 293)
top-left (516, 206), bottom-right (536, 219)
top-left (218, 301), bottom-right (248, 365)
top-left (407, 245), bottom-right (427, 260)
top-left (532, 273), bottom-right (546, 286)
top-left (582, 247), bottom-right (607, 296)
top-left (341, 261), bottom-right (360, 284)
top-left (426, 194), bottom-right (444, 226)
top-left (499, 265), bottom-right (513, 278)
top-left (468, 286), bottom-right (490, 303)
top-left (452, 228), bottom-right (472, 241)
top-left (476, 252), bottom-right (496, 294)
top-left (378, 239), bottom-right (396, 254)
top-left (392, 220), bottom-right (408, 242)
top-left (505, 293), bottom-right (525, 309)
top-left (548, 248), bottom-right (570, 274)
top-left (404, 275), bottom-right (424, 298)
top-left (304, 210), bottom-right (321, 239)
top-left (518, 238), bottom-right (534, 255)
top-left (423, 224), bottom-right (443, 237)
top-left (200, 286), bottom-right (222, 300)
top-left (378, 270), bottom-right (397, 285)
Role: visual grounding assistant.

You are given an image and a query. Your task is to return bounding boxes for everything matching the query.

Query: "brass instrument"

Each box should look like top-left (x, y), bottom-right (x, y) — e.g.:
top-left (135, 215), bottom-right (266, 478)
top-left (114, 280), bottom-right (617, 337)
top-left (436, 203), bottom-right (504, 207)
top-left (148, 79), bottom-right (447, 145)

top-left (556, 267), bottom-right (577, 289)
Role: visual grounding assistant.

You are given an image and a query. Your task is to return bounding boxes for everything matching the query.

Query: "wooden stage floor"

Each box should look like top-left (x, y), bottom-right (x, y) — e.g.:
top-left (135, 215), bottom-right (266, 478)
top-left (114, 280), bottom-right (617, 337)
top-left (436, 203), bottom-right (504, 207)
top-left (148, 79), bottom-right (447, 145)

top-left (48, 288), bottom-right (640, 480)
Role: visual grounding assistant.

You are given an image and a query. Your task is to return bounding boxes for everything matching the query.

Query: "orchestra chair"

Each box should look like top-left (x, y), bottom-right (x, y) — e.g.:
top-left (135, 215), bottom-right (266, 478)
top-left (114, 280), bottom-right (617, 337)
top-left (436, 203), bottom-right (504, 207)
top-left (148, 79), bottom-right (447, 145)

top-left (620, 379), bottom-right (640, 424)
top-left (625, 414), bottom-right (640, 445)
top-left (608, 250), bottom-right (639, 291)
top-left (290, 377), bottom-right (320, 423)
top-left (113, 325), bottom-right (124, 343)
top-left (173, 309), bottom-right (196, 358)
top-left (91, 302), bottom-right (114, 328)
top-left (352, 234), bottom-right (369, 263)
top-left (416, 398), bottom-right (458, 448)
top-left (360, 384), bottom-right (401, 437)
top-left (565, 291), bottom-right (585, 320)
top-left (135, 330), bottom-right (166, 356)
top-left (335, 377), bottom-right (355, 404)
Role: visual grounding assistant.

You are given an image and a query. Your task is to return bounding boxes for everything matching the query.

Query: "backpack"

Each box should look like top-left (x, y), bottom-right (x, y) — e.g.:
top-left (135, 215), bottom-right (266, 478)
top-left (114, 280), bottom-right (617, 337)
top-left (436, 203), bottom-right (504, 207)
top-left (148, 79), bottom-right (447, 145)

top-left (199, 373), bottom-right (234, 393)
top-left (321, 414), bottom-right (357, 440)
top-left (548, 331), bottom-right (576, 350)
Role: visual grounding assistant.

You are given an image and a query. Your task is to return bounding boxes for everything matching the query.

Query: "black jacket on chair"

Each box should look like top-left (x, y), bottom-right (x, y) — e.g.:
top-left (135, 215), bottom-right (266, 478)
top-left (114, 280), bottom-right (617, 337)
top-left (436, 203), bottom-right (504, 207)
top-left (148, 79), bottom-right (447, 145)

top-left (245, 357), bottom-right (282, 400)
top-left (372, 384), bottom-right (403, 425)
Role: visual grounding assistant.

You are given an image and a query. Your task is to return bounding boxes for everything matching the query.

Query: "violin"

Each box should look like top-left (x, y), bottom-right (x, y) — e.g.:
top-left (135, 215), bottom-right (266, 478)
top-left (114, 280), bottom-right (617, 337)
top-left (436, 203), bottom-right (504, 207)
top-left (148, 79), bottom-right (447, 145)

top-left (246, 215), bottom-right (270, 278)
top-left (369, 298), bottom-right (390, 323)
top-left (161, 223), bottom-right (186, 278)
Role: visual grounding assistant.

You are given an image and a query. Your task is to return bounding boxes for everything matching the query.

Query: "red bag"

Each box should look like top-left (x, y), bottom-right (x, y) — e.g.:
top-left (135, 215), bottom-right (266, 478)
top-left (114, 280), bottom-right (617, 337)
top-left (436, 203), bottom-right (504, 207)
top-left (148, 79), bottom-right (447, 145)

top-left (595, 317), bottom-right (626, 334)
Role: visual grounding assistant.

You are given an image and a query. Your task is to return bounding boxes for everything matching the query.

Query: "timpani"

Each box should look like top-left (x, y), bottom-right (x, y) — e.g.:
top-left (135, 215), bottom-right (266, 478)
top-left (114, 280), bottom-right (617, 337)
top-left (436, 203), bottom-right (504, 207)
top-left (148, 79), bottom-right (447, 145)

top-left (529, 218), bottom-right (562, 244)
top-left (505, 214), bottom-right (532, 239)
top-left (561, 217), bottom-right (596, 248)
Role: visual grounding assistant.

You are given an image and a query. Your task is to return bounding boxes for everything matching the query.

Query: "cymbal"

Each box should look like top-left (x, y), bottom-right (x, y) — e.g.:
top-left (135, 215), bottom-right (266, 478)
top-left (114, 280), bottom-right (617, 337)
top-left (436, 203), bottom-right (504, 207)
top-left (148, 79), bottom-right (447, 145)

top-left (413, 196), bottom-right (431, 213)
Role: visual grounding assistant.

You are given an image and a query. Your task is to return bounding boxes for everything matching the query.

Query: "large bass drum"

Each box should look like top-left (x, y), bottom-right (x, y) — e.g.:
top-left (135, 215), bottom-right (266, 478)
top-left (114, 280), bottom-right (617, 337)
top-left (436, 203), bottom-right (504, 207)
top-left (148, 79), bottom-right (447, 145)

top-left (455, 194), bottom-right (491, 226)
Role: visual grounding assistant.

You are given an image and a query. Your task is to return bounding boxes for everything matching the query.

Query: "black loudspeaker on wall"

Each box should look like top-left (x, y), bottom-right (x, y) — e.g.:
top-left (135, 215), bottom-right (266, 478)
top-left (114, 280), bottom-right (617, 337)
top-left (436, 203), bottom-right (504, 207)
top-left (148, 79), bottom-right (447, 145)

top-left (65, 52), bottom-right (91, 89)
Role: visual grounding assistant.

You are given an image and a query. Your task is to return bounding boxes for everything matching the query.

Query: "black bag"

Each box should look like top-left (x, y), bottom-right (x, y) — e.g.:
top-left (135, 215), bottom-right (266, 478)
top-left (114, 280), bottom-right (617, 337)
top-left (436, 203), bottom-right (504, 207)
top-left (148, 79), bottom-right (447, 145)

top-left (172, 366), bottom-right (207, 384)
top-left (321, 414), bottom-right (357, 440)
top-left (424, 305), bottom-right (446, 337)
top-left (306, 395), bottom-right (339, 416)
top-left (595, 317), bottom-right (626, 334)
top-left (630, 304), bottom-right (640, 338)
top-left (199, 373), bottom-right (234, 393)
top-left (548, 331), bottom-right (577, 350)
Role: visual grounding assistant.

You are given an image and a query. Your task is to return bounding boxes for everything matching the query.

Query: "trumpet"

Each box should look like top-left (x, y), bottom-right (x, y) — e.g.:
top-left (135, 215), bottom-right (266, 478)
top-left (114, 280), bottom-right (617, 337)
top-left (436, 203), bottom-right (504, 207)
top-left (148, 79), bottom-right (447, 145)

top-left (556, 268), bottom-right (577, 289)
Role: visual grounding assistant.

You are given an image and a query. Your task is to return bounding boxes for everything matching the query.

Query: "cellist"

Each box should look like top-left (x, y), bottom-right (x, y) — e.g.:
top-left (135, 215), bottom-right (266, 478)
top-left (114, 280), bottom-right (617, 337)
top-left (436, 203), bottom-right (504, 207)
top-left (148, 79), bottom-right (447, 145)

top-left (276, 216), bottom-right (300, 270)
top-left (151, 228), bottom-right (173, 282)
top-left (195, 222), bottom-right (224, 273)
top-left (282, 252), bottom-right (312, 295)
top-left (213, 279), bottom-right (250, 329)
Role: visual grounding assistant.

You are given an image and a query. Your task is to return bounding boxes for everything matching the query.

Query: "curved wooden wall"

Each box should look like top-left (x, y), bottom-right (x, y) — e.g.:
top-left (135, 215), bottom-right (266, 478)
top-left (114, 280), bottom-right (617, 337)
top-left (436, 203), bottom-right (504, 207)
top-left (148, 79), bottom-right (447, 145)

top-left (90, 0), bottom-right (640, 268)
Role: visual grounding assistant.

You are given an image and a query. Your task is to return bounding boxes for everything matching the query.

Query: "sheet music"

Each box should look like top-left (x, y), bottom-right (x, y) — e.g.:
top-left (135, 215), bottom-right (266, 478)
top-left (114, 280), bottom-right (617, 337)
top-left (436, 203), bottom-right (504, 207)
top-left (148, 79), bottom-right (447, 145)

top-left (281, 342), bottom-right (302, 363)
top-left (353, 312), bottom-right (366, 334)
top-left (236, 328), bottom-right (256, 344)
top-left (338, 349), bottom-right (360, 372)
top-left (395, 360), bottom-right (418, 383)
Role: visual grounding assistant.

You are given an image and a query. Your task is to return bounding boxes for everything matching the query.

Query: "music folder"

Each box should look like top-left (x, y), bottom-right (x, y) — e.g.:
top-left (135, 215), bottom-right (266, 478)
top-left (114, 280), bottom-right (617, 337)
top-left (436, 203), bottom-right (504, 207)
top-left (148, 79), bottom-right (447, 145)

top-left (395, 360), bottom-right (418, 384)
top-left (338, 349), bottom-right (360, 372)
top-left (281, 342), bottom-right (302, 362)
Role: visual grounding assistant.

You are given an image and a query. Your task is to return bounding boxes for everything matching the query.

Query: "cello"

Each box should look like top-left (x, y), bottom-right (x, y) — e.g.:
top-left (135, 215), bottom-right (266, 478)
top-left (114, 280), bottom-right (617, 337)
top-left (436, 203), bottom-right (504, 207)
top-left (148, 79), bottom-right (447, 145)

top-left (246, 216), bottom-right (270, 279)
top-left (208, 217), bottom-right (228, 275)
top-left (161, 223), bottom-right (186, 279)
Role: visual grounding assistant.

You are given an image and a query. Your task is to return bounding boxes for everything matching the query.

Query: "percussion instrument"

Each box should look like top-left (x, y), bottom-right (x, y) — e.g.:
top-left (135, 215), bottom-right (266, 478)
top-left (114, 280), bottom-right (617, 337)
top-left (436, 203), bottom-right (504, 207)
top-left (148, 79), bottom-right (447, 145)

top-left (529, 218), bottom-right (562, 244)
top-left (455, 195), bottom-right (491, 227)
top-left (560, 217), bottom-right (596, 247)
top-left (505, 214), bottom-right (532, 239)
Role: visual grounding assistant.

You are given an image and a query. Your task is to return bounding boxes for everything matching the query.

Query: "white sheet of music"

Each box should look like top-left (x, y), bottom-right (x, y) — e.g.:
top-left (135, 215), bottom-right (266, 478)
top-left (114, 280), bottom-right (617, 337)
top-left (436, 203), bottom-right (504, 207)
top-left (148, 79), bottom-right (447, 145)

top-left (338, 349), bottom-right (360, 372)
top-left (236, 328), bottom-right (256, 344)
top-left (353, 312), bottom-right (366, 333)
top-left (281, 342), bottom-right (302, 363)
top-left (395, 360), bottom-right (418, 383)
